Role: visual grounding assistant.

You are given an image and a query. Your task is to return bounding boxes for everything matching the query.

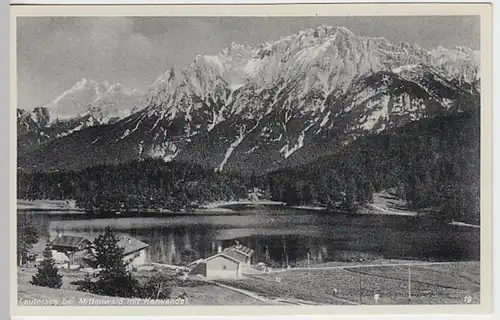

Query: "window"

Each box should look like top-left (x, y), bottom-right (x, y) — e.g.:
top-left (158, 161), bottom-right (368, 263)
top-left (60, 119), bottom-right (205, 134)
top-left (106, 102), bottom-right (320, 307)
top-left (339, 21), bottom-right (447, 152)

top-left (222, 265), bottom-right (227, 270)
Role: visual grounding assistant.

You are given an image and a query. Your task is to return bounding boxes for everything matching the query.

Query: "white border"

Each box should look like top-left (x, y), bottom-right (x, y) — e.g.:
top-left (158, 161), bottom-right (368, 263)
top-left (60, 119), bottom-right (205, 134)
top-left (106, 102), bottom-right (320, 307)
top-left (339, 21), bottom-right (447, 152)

top-left (6, 1), bottom-right (497, 319)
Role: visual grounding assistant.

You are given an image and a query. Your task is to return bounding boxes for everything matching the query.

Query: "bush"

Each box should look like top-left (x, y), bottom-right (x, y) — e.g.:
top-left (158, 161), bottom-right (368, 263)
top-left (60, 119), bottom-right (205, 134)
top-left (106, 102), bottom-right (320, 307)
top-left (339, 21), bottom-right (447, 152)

top-left (74, 273), bottom-right (98, 293)
top-left (138, 273), bottom-right (173, 299)
top-left (94, 273), bottom-right (140, 298)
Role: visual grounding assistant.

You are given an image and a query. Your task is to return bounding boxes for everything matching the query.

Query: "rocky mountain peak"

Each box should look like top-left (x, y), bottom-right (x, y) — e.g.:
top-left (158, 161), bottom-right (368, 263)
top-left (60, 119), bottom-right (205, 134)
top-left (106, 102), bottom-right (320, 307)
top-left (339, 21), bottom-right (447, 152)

top-left (18, 25), bottom-right (480, 173)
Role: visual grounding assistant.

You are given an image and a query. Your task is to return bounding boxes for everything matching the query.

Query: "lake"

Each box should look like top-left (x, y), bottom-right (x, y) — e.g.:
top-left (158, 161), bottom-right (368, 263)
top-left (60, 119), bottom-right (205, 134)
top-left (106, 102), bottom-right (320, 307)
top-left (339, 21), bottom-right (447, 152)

top-left (20, 205), bottom-right (480, 266)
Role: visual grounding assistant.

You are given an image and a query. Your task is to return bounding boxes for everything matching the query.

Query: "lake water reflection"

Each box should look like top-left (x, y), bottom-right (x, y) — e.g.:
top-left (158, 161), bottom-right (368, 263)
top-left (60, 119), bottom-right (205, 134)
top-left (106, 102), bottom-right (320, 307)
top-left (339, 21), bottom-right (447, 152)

top-left (22, 205), bottom-right (480, 266)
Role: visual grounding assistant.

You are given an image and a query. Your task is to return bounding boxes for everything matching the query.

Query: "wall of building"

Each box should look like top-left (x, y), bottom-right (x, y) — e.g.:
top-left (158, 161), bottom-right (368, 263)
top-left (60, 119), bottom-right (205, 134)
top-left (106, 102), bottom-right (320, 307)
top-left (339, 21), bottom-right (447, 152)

top-left (189, 262), bottom-right (207, 277)
top-left (123, 249), bottom-right (147, 268)
top-left (50, 250), bottom-right (70, 264)
top-left (206, 256), bottom-right (240, 279)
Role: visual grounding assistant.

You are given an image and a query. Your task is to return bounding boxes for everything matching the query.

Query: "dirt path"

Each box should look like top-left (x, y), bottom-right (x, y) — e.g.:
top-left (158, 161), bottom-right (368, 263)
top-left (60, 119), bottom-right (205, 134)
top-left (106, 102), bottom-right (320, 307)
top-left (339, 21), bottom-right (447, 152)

top-left (209, 281), bottom-right (276, 303)
top-left (206, 279), bottom-right (359, 306)
top-left (200, 279), bottom-right (352, 306)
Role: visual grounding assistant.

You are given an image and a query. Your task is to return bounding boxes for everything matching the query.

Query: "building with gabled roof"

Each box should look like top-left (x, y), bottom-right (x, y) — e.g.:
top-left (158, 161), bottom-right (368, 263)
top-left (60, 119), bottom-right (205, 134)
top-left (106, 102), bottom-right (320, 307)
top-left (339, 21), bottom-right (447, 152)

top-left (117, 235), bottom-right (149, 269)
top-left (50, 234), bottom-right (92, 253)
top-left (49, 234), bottom-right (92, 265)
top-left (48, 233), bottom-right (149, 269)
top-left (188, 243), bottom-right (257, 279)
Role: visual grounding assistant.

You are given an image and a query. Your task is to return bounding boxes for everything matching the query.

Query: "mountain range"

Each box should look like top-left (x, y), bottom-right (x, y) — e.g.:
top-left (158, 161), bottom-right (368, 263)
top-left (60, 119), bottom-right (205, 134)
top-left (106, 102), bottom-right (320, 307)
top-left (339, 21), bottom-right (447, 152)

top-left (17, 25), bottom-right (480, 173)
top-left (17, 79), bottom-right (144, 150)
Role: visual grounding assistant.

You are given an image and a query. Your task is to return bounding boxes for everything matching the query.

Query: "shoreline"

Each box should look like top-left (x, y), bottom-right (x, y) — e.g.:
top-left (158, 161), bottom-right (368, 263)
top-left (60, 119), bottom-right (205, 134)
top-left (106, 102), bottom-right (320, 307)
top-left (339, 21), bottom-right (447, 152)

top-left (290, 205), bottom-right (327, 211)
top-left (17, 199), bottom-right (83, 212)
top-left (17, 199), bottom-right (287, 215)
top-left (15, 199), bottom-right (481, 228)
top-left (362, 203), bottom-right (419, 217)
top-left (199, 200), bottom-right (286, 209)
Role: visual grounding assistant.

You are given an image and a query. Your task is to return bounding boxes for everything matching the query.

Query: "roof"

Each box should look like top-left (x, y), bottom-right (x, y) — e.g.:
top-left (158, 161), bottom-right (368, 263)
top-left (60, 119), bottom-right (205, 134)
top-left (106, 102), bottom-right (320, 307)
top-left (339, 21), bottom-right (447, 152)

top-left (186, 244), bottom-right (254, 267)
top-left (205, 252), bottom-right (243, 264)
top-left (187, 258), bottom-right (204, 268)
top-left (50, 235), bottom-right (90, 249)
top-left (188, 251), bottom-right (245, 269)
top-left (223, 244), bottom-right (254, 258)
top-left (117, 236), bottom-right (149, 256)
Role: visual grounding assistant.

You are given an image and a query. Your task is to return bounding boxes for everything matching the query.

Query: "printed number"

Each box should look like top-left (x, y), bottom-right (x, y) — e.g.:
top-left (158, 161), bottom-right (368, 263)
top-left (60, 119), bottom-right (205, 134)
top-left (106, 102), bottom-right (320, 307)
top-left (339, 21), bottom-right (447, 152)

top-left (464, 296), bottom-right (472, 304)
top-left (275, 277), bottom-right (281, 283)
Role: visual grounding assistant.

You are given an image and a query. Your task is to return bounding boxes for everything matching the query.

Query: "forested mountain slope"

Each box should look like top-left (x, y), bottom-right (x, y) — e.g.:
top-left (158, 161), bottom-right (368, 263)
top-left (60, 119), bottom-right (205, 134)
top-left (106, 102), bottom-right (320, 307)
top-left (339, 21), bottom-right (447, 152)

top-left (18, 107), bottom-right (479, 224)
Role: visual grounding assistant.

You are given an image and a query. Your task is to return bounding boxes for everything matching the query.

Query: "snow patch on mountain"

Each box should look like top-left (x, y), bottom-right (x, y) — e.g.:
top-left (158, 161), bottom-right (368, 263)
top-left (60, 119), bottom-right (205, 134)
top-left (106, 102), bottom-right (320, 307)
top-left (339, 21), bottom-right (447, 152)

top-left (320, 111), bottom-right (331, 127)
top-left (360, 95), bottom-right (390, 131)
top-left (55, 116), bottom-right (96, 138)
top-left (116, 129), bottom-right (131, 142)
top-left (149, 141), bottom-right (179, 162)
top-left (280, 122), bottom-right (315, 158)
top-left (217, 128), bottom-right (246, 172)
top-left (217, 121), bottom-right (261, 171)
top-left (392, 64), bottom-right (420, 74)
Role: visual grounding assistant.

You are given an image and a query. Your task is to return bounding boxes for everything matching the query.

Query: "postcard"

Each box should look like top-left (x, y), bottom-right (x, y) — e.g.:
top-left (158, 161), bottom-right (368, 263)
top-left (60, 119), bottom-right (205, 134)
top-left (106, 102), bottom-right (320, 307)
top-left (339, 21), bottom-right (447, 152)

top-left (10, 2), bottom-right (493, 317)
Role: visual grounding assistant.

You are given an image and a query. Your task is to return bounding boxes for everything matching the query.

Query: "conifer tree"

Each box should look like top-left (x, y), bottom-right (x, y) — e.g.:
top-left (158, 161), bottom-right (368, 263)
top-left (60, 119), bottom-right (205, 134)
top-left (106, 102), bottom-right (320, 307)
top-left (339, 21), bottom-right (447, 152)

top-left (88, 226), bottom-right (139, 297)
top-left (30, 246), bottom-right (63, 289)
top-left (302, 184), bottom-right (313, 204)
top-left (17, 216), bottom-right (39, 266)
top-left (343, 178), bottom-right (358, 213)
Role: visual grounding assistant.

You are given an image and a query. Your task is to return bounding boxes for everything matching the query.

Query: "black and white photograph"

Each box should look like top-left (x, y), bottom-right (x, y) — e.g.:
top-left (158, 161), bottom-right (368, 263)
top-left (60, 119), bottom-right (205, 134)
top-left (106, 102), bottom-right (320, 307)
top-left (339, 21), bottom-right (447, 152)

top-left (12, 3), bottom-right (492, 315)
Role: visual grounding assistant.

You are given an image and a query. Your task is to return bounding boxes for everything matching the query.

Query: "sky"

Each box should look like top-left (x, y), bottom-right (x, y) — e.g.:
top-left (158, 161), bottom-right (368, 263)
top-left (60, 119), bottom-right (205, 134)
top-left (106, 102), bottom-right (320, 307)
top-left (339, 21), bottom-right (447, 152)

top-left (17, 16), bottom-right (480, 110)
